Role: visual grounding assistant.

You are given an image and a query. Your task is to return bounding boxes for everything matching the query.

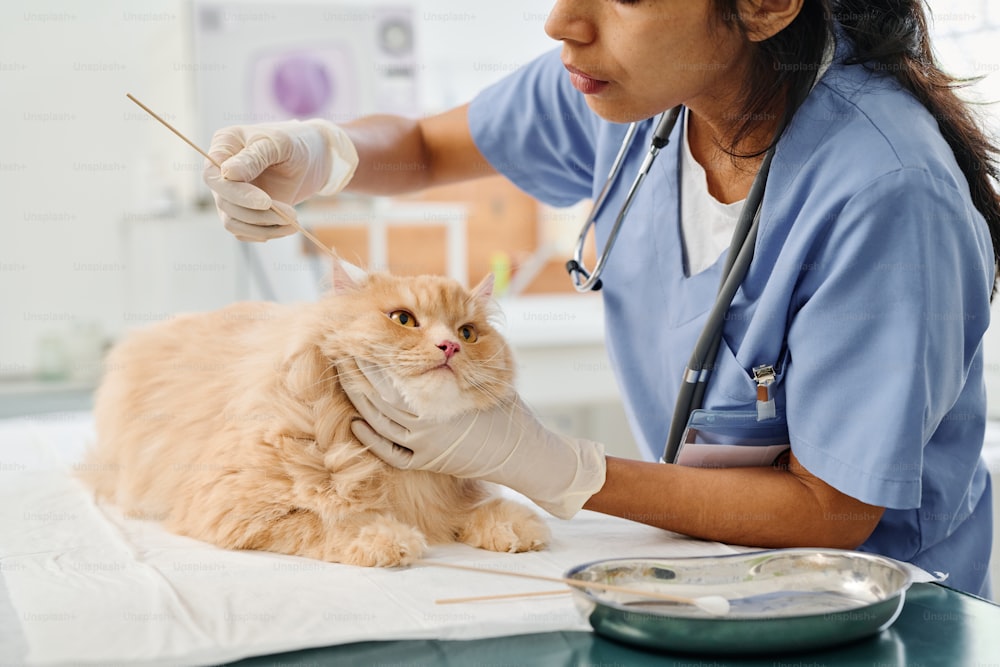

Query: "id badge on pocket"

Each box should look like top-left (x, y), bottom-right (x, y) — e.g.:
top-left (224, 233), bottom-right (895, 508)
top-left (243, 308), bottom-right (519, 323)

top-left (674, 409), bottom-right (790, 468)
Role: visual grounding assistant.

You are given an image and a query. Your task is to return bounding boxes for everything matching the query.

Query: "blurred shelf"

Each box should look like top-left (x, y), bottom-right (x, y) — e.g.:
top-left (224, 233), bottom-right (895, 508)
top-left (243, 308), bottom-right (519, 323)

top-left (0, 379), bottom-right (96, 418)
top-left (496, 293), bottom-right (605, 347)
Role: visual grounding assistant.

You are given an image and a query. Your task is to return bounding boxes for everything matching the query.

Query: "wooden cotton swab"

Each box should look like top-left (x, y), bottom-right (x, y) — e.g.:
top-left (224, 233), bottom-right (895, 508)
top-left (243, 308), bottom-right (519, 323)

top-left (124, 93), bottom-right (338, 260)
top-left (421, 560), bottom-right (731, 616)
top-left (437, 589), bottom-right (572, 605)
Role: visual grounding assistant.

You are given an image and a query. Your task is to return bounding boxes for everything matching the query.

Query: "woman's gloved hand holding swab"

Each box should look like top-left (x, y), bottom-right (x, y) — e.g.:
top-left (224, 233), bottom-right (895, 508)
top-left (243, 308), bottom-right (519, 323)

top-left (202, 119), bottom-right (359, 242)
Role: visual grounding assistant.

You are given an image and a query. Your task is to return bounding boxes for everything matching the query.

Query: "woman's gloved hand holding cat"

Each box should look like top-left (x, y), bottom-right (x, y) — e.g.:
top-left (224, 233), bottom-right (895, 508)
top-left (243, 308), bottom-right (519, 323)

top-left (202, 120), bottom-right (359, 241)
top-left (344, 359), bottom-right (607, 519)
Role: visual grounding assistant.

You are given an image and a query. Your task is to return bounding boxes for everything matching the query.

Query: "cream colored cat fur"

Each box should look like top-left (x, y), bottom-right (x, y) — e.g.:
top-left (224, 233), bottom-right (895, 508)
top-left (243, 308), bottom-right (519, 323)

top-left (81, 265), bottom-right (549, 567)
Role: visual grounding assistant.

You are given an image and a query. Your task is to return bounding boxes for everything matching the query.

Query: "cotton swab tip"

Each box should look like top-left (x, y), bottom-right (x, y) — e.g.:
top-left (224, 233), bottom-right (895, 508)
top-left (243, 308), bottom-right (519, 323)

top-left (694, 595), bottom-right (731, 616)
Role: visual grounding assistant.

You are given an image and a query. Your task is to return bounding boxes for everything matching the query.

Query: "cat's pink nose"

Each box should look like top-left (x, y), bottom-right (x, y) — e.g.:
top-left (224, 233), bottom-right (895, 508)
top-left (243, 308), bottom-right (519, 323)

top-left (437, 340), bottom-right (461, 360)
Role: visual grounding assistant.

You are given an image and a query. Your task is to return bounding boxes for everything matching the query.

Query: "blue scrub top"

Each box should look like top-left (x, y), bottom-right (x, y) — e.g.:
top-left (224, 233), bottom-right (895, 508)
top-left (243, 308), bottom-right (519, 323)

top-left (468, 37), bottom-right (995, 597)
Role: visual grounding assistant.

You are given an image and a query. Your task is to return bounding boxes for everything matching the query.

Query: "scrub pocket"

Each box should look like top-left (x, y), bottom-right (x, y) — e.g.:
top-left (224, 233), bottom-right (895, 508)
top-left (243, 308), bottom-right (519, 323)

top-left (674, 410), bottom-right (790, 468)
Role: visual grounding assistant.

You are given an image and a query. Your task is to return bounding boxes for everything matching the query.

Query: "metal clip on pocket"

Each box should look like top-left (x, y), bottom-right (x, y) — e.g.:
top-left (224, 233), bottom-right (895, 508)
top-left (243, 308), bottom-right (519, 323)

top-left (753, 364), bottom-right (776, 421)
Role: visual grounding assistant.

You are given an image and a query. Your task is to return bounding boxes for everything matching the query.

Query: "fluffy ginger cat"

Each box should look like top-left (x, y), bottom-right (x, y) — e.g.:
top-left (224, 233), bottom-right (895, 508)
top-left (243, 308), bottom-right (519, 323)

top-left (82, 264), bottom-right (549, 567)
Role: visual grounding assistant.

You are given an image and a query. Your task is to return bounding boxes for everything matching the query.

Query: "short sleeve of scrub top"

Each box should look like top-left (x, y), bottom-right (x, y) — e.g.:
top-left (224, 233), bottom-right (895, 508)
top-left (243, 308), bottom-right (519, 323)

top-left (467, 45), bottom-right (995, 598)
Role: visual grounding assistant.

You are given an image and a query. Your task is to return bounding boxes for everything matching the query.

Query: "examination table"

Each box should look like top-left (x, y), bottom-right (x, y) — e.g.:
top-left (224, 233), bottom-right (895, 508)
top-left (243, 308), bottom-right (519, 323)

top-left (1, 412), bottom-right (996, 666)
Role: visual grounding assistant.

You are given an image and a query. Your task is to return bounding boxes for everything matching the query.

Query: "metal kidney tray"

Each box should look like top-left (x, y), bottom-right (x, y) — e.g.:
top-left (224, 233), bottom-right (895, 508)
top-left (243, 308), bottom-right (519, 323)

top-left (565, 548), bottom-right (912, 655)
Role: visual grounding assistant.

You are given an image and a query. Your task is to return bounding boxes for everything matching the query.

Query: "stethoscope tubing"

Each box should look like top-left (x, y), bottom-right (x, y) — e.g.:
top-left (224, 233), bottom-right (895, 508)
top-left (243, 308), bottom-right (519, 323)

top-left (660, 146), bottom-right (776, 463)
top-left (660, 70), bottom-right (818, 463)
top-left (567, 107), bottom-right (681, 292)
top-left (566, 59), bottom-right (821, 464)
top-left (564, 104), bottom-right (774, 463)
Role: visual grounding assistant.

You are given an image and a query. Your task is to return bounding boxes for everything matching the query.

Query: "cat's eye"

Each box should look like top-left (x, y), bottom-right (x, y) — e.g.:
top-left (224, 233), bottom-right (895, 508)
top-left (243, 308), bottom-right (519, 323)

top-left (458, 324), bottom-right (478, 343)
top-left (388, 310), bottom-right (419, 328)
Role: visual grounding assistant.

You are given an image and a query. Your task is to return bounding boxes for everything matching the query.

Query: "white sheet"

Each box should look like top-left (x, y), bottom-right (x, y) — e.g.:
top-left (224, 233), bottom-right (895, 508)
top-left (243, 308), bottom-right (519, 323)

top-left (0, 412), bottom-right (935, 666)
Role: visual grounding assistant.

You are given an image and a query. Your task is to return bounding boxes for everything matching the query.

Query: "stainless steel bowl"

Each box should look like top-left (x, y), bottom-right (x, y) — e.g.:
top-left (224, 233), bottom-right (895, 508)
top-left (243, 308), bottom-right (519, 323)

top-left (565, 548), bottom-right (912, 654)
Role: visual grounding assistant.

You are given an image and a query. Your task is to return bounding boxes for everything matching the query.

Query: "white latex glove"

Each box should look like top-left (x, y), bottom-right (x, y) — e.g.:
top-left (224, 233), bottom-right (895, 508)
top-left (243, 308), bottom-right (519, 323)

top-left (202, 119), bottom-right (359, 241)
top-left (343, 360), bottom-right (607, 519)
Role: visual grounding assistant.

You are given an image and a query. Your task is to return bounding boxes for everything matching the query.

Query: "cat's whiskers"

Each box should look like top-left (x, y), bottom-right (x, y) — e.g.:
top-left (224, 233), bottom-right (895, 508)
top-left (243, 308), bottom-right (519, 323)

top-left (458, 351), bottom-right (511, 375)
top-left (461, 375), bottom-right (516, 406)
top-left (289, 361), bottom-right (380, 397)
top-left (313, 333), bottom-right (518, 412)
top-left (290, 366), bottom-right (340, 395)
top-left (464, 362), bottom-right (515, 373)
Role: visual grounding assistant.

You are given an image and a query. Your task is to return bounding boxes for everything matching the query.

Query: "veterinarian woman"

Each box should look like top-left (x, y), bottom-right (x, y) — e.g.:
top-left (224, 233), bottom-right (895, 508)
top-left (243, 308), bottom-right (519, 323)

top-left (203, 0), bottom-right (999, 598)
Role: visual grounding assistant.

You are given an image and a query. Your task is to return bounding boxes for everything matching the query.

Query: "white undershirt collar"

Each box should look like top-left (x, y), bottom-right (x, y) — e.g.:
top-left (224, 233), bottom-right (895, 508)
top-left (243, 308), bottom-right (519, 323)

top-left (677, 35), bottom-right (836, 277)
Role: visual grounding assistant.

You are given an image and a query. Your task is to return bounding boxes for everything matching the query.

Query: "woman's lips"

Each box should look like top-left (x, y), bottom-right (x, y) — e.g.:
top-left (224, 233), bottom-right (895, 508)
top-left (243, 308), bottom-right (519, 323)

top-left (565, 64), bottom-right (609, 95)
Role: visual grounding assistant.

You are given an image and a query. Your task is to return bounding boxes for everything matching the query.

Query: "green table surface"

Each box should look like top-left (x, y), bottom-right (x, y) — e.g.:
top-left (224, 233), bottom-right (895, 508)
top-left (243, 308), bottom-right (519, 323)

top-left (229, 582), bottom-right (999, 666)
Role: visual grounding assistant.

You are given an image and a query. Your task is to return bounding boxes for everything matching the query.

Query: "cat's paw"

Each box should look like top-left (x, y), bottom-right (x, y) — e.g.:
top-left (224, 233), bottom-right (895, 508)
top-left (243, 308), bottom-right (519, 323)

top-left (341, 517), bottom-right (427, 567)
top-left (459, 499), bottom-right (550, 553)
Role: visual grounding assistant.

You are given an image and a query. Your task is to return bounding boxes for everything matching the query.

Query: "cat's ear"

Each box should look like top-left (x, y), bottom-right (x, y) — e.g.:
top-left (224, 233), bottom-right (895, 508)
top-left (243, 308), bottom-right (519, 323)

top-left (331, 258), bottom-right (367, 295)
top-left (471, 273), bottom-right (495, 304)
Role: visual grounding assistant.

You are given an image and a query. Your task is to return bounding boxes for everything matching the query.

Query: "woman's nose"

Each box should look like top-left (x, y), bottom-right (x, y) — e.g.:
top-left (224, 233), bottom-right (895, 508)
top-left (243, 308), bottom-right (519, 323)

top-left (545, 0), bottom-right (597, 44)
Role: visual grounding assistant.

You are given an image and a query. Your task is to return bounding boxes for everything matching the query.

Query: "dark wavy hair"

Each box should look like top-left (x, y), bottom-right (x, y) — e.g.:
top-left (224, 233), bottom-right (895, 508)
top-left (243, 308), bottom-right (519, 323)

top-left (714, 0), bottom-right (1000, 298)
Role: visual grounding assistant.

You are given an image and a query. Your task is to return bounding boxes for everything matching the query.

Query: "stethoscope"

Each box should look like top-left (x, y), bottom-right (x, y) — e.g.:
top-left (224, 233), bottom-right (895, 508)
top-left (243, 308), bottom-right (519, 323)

top-left (564, 105), bottom-right (781, 465)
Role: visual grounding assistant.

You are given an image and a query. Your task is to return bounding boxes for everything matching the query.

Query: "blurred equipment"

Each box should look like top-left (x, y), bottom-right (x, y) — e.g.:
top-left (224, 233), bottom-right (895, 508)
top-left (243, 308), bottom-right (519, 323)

top-left (189, 2), bottom-right (417, 301)
top-left (192, 2), bottom-right (418, 145)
